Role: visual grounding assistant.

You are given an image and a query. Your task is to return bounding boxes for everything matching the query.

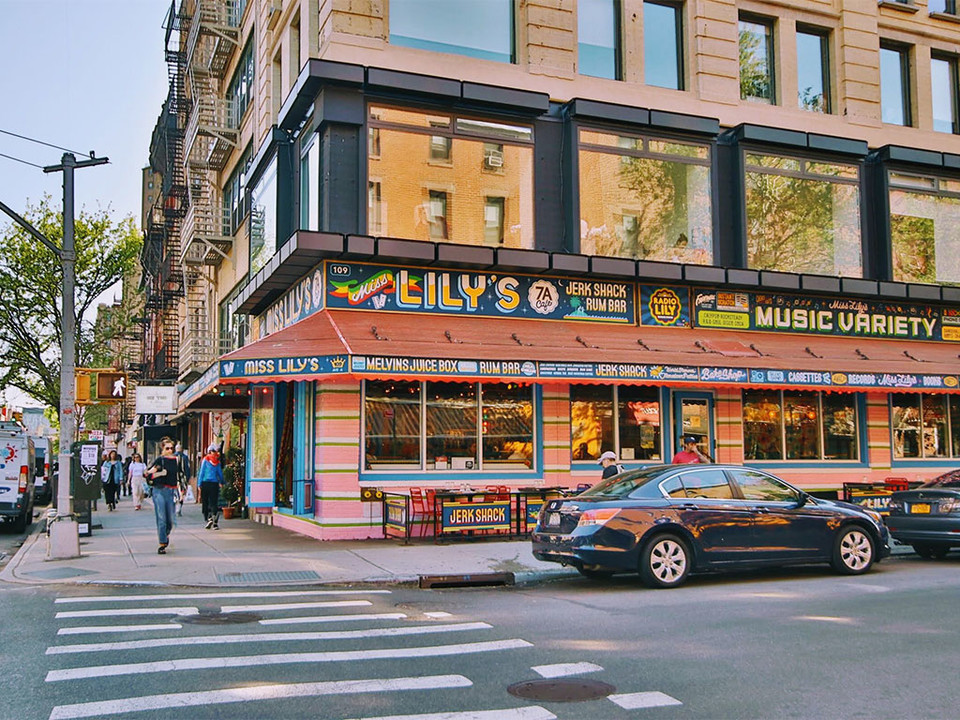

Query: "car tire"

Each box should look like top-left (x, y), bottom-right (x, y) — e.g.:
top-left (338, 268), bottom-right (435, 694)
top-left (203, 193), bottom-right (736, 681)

top-left (831, 526), bottom-right (875, 575)
top-left (913, 543), bottom-right (936, 559)
top-left (577, 567), bottom-right (614, 580)
top-left (639, 533), bottom-right (690, 589)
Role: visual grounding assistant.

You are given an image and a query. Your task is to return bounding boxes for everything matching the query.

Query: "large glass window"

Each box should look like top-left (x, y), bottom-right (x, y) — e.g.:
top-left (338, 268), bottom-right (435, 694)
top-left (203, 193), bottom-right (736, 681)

top-left (389, 0), bottom-right (514, 63)
top-left (888, 172), bottom-right (960, 285)
top-left (367, 106), bottom-right (534, 247)
top-left (299, 132), bottom-right (320, 231)
top-left (739, 16), bottom-right (775, 103)
top-left (579, 0), bottom-right (620, 80)
top-left (742, 390), bottom-right (859, 461)
top-left (249, 157), bottom-right (278, 276)
top-left (579, 130), bottom-right (712, 263)
top-left (796, 27), bottom-right (830, 112)
top-left (251, 386), bottom-right (275, 478)
top-left (571, 385), bottom-right (662, 462)
top-left (223, 147), bottom-right (252, 234)
top-left (644, 1), bottom-right (683, 90)
top-left (880, 44), bottom-right (911, 126)
top-left (891, 393), bottom-right (960, 459)
top-left (744, 152), bottom-right (862, 277)
top-left (227, 39), bottom-right (255, 125)
top-left (931, 55), bottom-right (959, 134)
top-left (363, 380), bottom-right (535, 472)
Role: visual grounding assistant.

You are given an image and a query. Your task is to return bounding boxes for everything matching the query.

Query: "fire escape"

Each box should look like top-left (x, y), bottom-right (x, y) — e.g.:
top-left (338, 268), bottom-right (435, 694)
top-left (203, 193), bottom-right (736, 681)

top-left (179, 0), bottom-right (240, 382)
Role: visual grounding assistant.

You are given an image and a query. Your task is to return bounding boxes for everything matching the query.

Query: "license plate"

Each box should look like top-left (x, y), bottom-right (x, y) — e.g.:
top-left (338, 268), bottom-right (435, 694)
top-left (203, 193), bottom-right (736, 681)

top-left (545, 512), bottom-right (560, 527)
top-left (911, 503), bottom-right (931, 514)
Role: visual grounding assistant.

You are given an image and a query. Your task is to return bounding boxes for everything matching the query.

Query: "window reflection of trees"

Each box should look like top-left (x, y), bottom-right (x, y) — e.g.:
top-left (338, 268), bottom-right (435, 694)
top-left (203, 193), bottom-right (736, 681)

top-left (571, 385), bottom-right (663, 462)
top-left (743, 390), bottom-right (858, 461)
top-left (888, 173), bottom-right (960, 285)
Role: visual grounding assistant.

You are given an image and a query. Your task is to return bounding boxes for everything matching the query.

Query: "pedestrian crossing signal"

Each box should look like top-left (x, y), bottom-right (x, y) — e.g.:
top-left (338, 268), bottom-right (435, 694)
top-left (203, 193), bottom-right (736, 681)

top-left (95, 372), bottom-right (127, 401)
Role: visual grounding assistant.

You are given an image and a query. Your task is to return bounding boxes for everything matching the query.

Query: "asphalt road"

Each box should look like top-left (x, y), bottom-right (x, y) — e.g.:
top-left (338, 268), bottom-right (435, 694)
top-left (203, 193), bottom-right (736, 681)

top-left (2, 551), bottom-right (958, 720)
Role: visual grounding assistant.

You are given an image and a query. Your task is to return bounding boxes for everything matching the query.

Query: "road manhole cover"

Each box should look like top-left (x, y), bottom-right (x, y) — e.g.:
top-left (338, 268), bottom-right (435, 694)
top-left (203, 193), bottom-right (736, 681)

top-left (178, 611), bottom-right (262, 625)
top-left (507, 679), bottom-right (616, 702)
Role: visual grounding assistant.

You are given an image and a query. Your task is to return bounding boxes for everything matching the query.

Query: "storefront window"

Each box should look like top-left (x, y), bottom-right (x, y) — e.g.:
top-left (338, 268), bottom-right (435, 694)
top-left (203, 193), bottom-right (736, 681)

top-left (744, 152), bottom-right (862, 277)
top-left (743, 390), bottom-right (858, 461)
top-left (888, 172), bottom-right (960, 285)
top-left (362, 380), bottom-right (535, 472)
top-left (578, 130), bottom-right (713, 263)
top-left (892, 393), bottom-right (954, 459)
top-left (251, 386), bottom-right (275, 478)
top-left (571, 385), bottom-right (662, 461)
top-left (249, 157), bottom-right (277, 276)
top-left (368, 106), bottom-right (533, 247)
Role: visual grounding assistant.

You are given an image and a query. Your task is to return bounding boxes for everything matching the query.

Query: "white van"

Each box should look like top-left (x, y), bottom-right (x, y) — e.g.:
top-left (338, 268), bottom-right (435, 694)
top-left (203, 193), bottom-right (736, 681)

top-left (0, 421), bottom-right (36, 532)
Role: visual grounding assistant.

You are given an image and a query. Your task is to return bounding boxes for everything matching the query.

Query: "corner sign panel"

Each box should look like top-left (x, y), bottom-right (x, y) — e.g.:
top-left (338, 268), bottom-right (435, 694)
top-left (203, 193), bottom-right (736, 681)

top-left (219, 354), bottom-right (349, 382)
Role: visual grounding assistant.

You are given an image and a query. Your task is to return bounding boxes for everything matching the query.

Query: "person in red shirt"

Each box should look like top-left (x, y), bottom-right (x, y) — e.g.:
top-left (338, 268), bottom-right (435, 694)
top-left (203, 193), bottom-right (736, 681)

top-left (672, 435), bottom-right (711, 464)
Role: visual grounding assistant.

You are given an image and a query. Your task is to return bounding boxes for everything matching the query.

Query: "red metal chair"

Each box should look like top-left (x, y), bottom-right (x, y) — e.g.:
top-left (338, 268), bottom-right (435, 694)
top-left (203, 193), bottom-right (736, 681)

top-left (409, 488), bottom-right (436, 536)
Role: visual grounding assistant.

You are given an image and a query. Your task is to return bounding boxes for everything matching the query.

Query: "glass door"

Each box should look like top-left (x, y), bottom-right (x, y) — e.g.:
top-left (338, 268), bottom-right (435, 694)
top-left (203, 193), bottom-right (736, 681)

top-left (672, 392), bottom-right (715, 461)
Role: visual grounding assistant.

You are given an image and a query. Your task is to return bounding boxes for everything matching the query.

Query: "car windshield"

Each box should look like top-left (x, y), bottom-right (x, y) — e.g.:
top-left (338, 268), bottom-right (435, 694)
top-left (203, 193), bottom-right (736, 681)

top-left (923, 470), bottom-right (960, 489)
top-left (578, 466), bottom-right (668, 499)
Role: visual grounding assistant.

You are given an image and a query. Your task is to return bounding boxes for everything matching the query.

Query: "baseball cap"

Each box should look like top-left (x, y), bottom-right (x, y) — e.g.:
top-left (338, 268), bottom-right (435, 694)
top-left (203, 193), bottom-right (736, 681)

top-left (683, 435), bottom-right (699, 445)
top-left (207, 443), bottom-right (220, 453)
top-left (597, 450), bottom-right (618, 464)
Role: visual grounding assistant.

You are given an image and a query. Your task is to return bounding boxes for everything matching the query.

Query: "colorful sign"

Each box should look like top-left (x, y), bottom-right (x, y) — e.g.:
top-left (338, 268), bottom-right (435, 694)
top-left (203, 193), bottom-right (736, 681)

top-left (693, 289), bottom-right (953, 342)
top-left (441, 500), bottom-right (512, 533)
top-left (325, 261), bottom-right (635, 324)
top-left (257, 264), bottom-right (325, 338)
top-left (219, 355), bottom-right (348, 380)
top-left (351, 356), bottom-right (537, 378)
top-left (384, 495), bottom-right (408, 538)
top-left (640, 286), bottom-right (689, 327)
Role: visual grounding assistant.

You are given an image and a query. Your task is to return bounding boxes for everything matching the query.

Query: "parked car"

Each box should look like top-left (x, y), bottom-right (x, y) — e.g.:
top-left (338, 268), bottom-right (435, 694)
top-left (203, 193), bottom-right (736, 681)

top-left (532, 464), bottom-right (890, 588)
top-left (885, 469), bottom-right (960, 559)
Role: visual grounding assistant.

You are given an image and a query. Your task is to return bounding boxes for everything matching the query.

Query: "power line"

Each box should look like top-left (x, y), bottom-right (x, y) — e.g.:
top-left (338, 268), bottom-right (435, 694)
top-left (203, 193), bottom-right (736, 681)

top-left (0, 151), bottom-right (45, 170)
top-left (0, 128), bottom-right (88, 157)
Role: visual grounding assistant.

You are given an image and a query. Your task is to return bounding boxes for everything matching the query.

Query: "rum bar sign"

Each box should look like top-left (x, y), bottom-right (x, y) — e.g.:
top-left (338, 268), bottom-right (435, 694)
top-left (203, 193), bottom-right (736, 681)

top-left (325, 261), bottom-right (635, 324)
top-left (694, 289), bottom-right (957, 342)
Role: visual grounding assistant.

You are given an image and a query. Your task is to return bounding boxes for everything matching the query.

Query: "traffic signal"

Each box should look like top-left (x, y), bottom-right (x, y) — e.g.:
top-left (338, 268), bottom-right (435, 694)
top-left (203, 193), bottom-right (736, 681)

top-left (95, 372), bottom-right (128, 401)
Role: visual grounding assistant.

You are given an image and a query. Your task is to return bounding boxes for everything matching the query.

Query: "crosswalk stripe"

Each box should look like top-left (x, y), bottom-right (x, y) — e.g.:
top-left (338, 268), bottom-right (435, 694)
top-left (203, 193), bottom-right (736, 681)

top-left (57, 624), bottom-right (182, 636)
top-left (55, 607), bottom-right (198, 619)
top-left (47, 674), bottom-right (471, 719)
top-left (54, 590), bottom-right (391, 604)
top-left (48, 622), bottom-right (493, 654)
top-left (45, 639), bottom-right (534, 682)
top-left (348, 707), bottom-right (557, 720)
top-left (221, 600), bottom-right (371, 613)
top-left (259, 612), bottom-right (407, 626)
top-left (530, 662), bottom-right (603, 678)
top-left (609, 691), bottom-right (683, 709)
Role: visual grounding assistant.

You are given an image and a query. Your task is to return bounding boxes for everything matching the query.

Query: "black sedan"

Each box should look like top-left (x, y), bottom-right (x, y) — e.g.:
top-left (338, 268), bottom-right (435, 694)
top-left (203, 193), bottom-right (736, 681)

top-left (885, 469), bottom-right (960, 559)
top-left (532, 464), bottom-right (890, 588)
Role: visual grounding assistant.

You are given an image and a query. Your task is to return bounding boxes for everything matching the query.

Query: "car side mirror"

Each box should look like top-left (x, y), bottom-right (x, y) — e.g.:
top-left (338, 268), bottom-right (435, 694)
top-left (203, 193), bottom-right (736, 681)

top-left (795, 492), bottom-right (809, 508)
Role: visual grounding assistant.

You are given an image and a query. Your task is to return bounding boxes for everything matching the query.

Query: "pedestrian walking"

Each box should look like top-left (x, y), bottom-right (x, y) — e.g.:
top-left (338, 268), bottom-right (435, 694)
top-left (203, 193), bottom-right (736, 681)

top-left (174, 442), bottom-right (192, 516)
top-left (598, 450), bottom-right (623, 479)
top-left (145, 438), bottom-right (180, 555)
top-left (101, 450), bottom-right (123, 511)
top-left (122, 453), bottom-right (132, 496)
top-left (128, 453), bottom-right (147, 510)
top-left (197, 443), bottom-right (225, 530)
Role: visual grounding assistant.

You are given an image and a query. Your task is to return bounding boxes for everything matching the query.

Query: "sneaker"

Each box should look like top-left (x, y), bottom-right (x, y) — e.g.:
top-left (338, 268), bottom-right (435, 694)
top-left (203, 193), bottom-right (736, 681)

top-left (135, 505), bottom-right (141, 511)
top-left (204, 519), bottom-right (213, 529)
top-left (157, 545), bottom-right (167, 555)
top-left (212, 523), bottom-right (219, 530)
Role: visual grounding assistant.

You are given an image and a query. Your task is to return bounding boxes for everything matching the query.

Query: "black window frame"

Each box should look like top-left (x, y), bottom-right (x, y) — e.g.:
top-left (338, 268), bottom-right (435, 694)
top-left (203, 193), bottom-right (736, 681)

top-left (738, 13), bottom-right (777, 104)
top-left (577, 0), bottom-right (623, 81)
top-left (880, 42), bottom-right (913, 127)
top-left (795, 24), bottom-right (831, 114)
top-left (931, 52), bottom-right (960, 135)
top-left (643, 0), bottom-right (684, 90)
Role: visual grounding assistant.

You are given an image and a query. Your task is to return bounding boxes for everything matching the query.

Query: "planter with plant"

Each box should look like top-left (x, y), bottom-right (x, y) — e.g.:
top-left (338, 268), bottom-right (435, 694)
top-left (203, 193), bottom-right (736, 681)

top-left (220, 457), bottom-right (244, 519)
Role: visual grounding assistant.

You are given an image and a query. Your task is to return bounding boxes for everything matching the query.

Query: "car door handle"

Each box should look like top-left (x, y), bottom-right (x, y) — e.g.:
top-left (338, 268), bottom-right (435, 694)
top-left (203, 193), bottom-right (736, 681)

top-left (680, 504), bottom-right (700, 510)
top-left (750, 506), bottom-right (769, 513)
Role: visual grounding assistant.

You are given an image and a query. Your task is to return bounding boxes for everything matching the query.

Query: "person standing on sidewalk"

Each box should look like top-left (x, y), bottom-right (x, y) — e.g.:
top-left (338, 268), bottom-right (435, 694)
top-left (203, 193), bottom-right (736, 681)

top-left (146, 438), bottom-right (180, 555)
top-left (128, 453), bottom-right (147, 510)
top-left (174, 442), bottom-right (192, 517)
top-left (102, 450), bottom-right (123, 511)
top-left (197, 443), bottom-right (225, 530)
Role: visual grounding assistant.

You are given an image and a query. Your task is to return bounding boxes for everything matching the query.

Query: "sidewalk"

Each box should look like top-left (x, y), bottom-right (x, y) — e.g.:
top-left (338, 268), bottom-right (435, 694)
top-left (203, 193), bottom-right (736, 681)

top-left (0, 494), bottom-right (576, 588)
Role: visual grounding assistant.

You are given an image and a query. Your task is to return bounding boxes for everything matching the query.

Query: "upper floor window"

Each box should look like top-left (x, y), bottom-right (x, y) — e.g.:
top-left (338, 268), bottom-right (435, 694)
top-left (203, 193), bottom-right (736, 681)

top-left (367, 105), bottom-right (534, 247)
top-left (929, 0), bottom-right (958, 14)
top-left (299, 132), bottom-right (320, 231)
top-left (739, 16), bottom-right (775, 104)
top-left (249, 156), bottom-right (277, 276)
top-left (389, 0), bottom-right (515, 63)
top-left (880, 43), bottom-right (911, 126)
top-left (744, 152), bottom-right (862, 277)
top-left (888, 171), bottom-right (960, 285)
top-left (742, 389), bottom-right (859, 461)
top-left (931, 54), bottom-right (959, 134)
top-left (227, 39), bottom-right (255, 126)
top-left (223, 146), bottom-right (252, 234)
top-left (578, 129), bottom-right (713, 264)
top-left (579, 0), bottom-right (620, 80)
top-left (796, 27), bottom-right (830, 112)
top-left (644, 1), bottom-right (683, 90)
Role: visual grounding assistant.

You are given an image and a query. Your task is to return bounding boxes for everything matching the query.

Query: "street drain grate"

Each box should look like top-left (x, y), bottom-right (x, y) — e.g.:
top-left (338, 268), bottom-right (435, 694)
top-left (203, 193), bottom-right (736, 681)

top-left (507, 679), bottom-right (617, 703)
top-left (216, 570), bottom-right (321, 584)
top-left (178, 611), bottom-right (262, 625)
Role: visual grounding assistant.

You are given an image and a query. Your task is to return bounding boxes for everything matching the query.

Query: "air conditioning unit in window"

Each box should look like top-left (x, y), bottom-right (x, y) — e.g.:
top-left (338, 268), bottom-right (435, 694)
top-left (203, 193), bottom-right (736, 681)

top-left (484, 149), bottom-right (504, 169)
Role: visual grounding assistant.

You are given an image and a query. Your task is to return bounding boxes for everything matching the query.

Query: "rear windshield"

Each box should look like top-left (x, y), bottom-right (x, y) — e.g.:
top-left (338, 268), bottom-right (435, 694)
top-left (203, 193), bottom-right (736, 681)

top-left (923, 470), bottom-right (960, 489)
top-left (578, 466), bottom-right (668, 499)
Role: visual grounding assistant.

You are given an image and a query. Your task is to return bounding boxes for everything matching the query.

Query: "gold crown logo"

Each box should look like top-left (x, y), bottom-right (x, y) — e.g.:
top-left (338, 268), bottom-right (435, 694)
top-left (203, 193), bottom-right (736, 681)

top-left (330, 356), bottom-right (346, 369)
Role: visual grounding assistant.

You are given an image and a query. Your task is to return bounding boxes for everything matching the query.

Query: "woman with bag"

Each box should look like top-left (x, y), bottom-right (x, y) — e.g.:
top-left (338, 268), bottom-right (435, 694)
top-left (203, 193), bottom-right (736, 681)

top-left (145, 438), bottom-right (180, 555)
top-left (197, 443), bottom-right (225, 530)
top-left (102, 450), bottom-right (123, 511)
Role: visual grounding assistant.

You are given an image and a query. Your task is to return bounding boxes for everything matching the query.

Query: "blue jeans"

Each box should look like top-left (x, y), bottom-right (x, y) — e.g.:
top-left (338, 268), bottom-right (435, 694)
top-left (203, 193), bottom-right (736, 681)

top-left (153, 486), bottom-right (177, 546)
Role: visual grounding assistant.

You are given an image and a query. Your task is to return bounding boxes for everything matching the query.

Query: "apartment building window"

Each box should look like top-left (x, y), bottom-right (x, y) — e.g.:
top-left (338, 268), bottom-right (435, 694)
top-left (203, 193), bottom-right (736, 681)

top-left (931, 54), bottom-right (959, 134)
top-left (484, 196), bottom-right (505, 245)
top-left (891, 393), bottom-right (960, 459)
top-left (644, 1), bottom-right (683, 90)
top-left (739, 16), bottom-right (775, 103)
top-left (743, 390), bottom-right (859, 461)
top-left (579, 129), bottom-right (713, 263)
top-left (299, 132), bottom-right (320, 231)
top-left (223, 147), bottom-right (252, 234)
top-left (929, 0), bottom-right (958, 14)
top-left (227, 39), bottom-right (255, 125)
top-left (744, 152), bottom-right (862, 277)
top-left (888, 171), bottom-right (960, 284)
top-left (249, 157), bottom-right (278, 276)
top-left (796, 27), bottom-right (830, 112)
top-left (367, 105), bottom-right (533, 246)
top-left (579, 0), bottom-right (620, 80)
top-left (571, 385), bottom-right (663, 462)
top-left (880, 44), bottom-right (911, 126)
top-left (389, 0), bottom-right (514, 63)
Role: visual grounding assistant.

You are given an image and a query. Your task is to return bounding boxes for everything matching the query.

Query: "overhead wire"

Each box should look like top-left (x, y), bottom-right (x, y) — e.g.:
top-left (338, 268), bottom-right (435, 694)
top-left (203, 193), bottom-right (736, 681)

top-left (0, 128), bottom-right (88, 157)
top-left (0, 151), bottom-right (45, 170)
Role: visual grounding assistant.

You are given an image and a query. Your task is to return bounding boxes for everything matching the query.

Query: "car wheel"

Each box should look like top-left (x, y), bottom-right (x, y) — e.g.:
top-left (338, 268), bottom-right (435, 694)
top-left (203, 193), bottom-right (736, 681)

top-left (930, 545), bottom-right (950, 560)
top-left (832, 526), bottom-right (875, 575)
top-left (913, 543), bottom-right (935, 559)
top-left (577, 567), bottom-right (614, 580)
top-left (639, 533), bottom-right (690, 589)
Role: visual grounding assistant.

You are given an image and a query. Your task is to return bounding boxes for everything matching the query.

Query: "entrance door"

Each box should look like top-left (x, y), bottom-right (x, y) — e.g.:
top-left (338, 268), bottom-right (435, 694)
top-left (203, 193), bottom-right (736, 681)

top-left (672, 392), bottom-right (715, 462)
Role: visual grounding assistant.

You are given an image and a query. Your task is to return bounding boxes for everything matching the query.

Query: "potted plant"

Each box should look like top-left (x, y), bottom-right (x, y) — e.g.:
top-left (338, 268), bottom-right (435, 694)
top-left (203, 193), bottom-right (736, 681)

top-left (220, 458), bottom-right (244, 519)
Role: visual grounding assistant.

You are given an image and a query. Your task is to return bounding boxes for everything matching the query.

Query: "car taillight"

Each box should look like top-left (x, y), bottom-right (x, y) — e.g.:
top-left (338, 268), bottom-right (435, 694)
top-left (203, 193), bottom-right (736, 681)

top-left (44, 462), bottom-right (49, 480)
top-left (577, 508), bottom-right (621, 527)
top-left (18, 465), bottom-right (28, 493)
top-left (938, 498), bottom-right (960, 513)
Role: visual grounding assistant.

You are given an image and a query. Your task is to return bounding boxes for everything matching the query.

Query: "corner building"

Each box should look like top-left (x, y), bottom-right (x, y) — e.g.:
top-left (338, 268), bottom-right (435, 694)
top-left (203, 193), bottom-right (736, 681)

top-left (160, 0), bottom-right (960, 540)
